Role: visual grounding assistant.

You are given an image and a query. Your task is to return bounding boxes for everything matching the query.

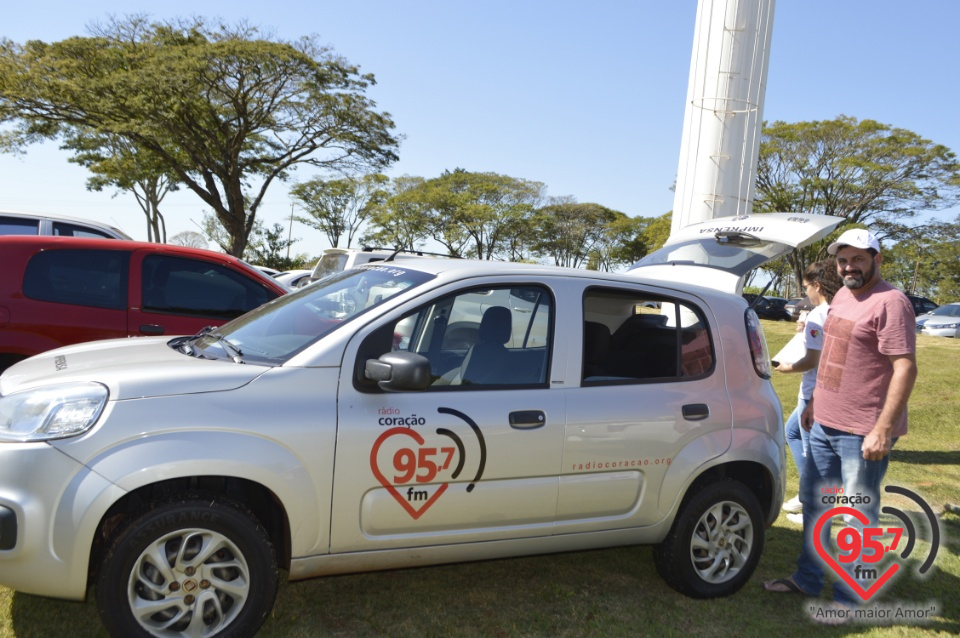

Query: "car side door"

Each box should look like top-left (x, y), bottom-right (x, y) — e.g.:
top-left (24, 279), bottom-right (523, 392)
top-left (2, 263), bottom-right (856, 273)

top-left (330, 281), bottom-right (564, 553)
top-left (557, 284), bottom-right (732, 533)
top-left (129, 252), bottom-right (278, 337)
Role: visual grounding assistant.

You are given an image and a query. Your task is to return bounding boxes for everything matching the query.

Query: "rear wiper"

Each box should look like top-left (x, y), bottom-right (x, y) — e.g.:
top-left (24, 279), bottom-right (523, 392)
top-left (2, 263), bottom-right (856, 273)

top-left (715, 230), bottom-right (761, 247)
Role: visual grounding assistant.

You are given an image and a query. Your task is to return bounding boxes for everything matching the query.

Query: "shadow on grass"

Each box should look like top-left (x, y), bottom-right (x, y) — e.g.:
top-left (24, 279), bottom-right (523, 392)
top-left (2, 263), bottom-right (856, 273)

top-left (9, 523), bottom-right (959, 637)
top-left (892, 450), bottom-right (960, 465)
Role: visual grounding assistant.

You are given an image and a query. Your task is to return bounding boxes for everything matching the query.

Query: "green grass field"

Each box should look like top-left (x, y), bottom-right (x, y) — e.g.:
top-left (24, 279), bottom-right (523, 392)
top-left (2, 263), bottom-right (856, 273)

top-left (1, 321), bottom-right (957, 637)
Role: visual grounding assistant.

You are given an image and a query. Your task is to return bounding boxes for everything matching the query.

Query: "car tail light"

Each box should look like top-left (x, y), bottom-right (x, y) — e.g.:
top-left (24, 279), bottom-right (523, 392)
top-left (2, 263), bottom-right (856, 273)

top-left (745, 309), bottom-right (773, 379)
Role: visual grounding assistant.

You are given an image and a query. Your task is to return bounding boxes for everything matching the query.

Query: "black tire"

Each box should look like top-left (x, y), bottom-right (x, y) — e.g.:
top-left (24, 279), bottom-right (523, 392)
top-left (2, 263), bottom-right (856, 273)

top-left (653, 479), bottom-right (764, 598)
top-left (95, 496), bottom-right (278, 638)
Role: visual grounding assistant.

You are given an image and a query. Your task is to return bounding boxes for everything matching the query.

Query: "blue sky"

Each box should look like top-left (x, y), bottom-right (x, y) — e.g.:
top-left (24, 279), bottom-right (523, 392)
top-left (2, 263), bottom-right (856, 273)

top-left (3, 1), bottom-right (959, 255)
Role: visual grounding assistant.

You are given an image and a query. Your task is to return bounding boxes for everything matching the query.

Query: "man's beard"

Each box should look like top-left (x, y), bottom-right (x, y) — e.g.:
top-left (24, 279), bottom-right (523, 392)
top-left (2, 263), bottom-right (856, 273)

top-left (842, 260), bottom-right (876, 289)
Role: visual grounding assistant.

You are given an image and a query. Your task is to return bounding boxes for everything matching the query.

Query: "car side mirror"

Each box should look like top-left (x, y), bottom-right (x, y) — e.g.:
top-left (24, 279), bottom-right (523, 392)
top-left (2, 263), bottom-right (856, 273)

top-left (364, 351), bottom-right (432, 391)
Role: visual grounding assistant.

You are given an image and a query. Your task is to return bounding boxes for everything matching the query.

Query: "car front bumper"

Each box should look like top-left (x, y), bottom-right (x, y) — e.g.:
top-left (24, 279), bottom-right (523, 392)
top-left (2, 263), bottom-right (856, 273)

top-left (922, 325), bottom-right (958, 338)
top-left (0, 441), bottom-right (118, 600)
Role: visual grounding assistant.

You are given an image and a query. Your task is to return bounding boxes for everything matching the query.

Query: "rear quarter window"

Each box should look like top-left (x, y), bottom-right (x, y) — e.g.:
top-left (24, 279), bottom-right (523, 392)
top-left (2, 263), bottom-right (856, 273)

top-left (52, 221), bottom-right (114, 239)
top-left (23, 249), bottom-right (129, 310)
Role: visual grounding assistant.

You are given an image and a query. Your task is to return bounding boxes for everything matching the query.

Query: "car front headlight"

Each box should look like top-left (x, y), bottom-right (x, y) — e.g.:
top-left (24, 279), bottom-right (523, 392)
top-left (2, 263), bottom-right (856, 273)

top-left (0, 383), bottom-right (108, 442)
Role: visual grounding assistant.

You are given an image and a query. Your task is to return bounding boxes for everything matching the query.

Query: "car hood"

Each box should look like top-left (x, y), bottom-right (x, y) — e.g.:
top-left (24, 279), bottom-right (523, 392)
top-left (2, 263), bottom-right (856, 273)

top-left (627, 213), bottom-right (843, 293)
top-left (0, 337), bottom-right (266, 400)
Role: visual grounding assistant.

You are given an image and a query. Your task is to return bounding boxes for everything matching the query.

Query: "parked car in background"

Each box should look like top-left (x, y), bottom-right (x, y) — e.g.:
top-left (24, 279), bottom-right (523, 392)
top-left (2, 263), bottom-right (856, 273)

top-left (302, 247), bottom-right (450, 287)
top-left (0, 209), bottom-right (131, 239)
top-left (0, 236), bottom-right (287, 372)
top-left (274, 269), bottom-right (313, 290)
top-left (742, 294), bottom-right (791, 321)
top-left (252, 264), bottom-right (282, 277)
top-left (0, 213), bottom-right (843, 637)
top-left (784, 296), bottom-right (814, 322)
top-left (905, 293), bottom-right (938, 317)
top-left (918, 302), bottom-right (960, 338)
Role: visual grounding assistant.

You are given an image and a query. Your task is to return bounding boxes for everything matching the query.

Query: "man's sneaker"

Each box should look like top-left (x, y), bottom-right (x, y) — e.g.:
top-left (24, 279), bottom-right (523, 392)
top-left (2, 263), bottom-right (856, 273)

top-left (786, 512), bottom-right (803, 525)
top-left (782, 495), bottom-right (802, 513)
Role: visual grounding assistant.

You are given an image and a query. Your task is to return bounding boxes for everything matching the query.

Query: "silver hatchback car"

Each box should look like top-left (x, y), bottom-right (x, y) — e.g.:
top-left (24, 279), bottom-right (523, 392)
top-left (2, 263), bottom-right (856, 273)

top-left (0, 213), bottom-right (841, 637)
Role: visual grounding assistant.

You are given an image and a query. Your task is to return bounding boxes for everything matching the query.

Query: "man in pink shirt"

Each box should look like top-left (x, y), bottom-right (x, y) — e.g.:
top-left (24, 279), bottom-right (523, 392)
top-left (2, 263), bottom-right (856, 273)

top-left (763, 228), bottom-right (918, 622)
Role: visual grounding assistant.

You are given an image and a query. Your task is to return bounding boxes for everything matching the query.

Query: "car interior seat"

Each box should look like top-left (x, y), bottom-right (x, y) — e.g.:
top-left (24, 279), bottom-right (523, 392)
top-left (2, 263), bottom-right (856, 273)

top-left (582, 321), bottom-right (612, 379)
top-left (459, 306), bottom-right (513, 385)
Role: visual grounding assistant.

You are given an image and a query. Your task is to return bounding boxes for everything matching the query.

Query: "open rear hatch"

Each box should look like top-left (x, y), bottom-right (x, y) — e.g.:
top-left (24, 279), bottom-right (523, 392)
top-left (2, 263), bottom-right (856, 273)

top-left (627, 213), bottom-right (844, 293)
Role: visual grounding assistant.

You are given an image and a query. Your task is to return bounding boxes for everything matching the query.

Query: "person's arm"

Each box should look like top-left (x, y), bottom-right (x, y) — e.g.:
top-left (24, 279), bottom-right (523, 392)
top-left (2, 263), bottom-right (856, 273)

top-left (776, 348), bottom-right (821, 374)
top-left (861, 353), bottom-right (918, 461)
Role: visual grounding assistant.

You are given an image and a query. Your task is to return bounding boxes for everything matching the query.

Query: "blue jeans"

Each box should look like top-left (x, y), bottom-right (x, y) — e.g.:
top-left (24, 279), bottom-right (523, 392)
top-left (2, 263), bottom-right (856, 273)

top-left (792, 423), bottom-right (894, 606)
top-left (785, 397), bottom-right (810, 483)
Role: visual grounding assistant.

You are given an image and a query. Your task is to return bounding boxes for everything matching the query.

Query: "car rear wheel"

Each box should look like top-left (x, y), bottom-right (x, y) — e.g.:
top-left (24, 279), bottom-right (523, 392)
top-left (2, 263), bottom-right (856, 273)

top-left (653, 479), bottom-right (763, 598)
top-left (95, 496), bottom-right (278, 638)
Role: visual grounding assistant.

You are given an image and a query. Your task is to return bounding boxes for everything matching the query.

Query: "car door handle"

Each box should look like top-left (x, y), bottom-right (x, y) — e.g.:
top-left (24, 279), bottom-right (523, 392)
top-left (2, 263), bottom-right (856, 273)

top-left (140, 324), bottom-right (165, 335)
top-left (682, 404), bottom-right (709, 421)
top-left (509, 410), bottom-right (546, 429)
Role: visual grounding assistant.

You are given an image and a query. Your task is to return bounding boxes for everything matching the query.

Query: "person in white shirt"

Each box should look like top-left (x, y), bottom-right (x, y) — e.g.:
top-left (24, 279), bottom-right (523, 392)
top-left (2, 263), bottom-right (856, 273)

top-left (775, 260), bottom-right (842, 523)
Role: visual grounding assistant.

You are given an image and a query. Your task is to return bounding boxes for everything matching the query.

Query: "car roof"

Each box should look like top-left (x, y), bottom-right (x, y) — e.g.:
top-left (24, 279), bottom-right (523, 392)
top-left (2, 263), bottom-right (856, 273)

top-left (0, 235), bottom-right (287, 292)
top-left (356, 256), bottom-right (740, 301)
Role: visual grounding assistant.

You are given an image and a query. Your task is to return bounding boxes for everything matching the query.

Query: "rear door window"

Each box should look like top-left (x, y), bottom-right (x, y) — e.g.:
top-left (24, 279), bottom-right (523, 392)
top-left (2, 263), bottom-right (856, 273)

top-left (23, 249), bottom-right (128, 310)
top-left (582, 288), bottom-right (714, 384)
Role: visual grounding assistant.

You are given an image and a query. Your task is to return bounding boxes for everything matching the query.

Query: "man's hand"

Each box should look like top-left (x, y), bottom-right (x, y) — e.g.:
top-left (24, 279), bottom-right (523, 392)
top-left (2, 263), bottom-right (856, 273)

top-left (861, 429), bottom-right (893, 461)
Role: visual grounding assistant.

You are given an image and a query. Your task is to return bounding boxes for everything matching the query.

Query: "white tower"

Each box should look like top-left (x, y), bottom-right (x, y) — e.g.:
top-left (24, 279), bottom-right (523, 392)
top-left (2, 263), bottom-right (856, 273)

top-left (671, 0), bottom-right (776, 234)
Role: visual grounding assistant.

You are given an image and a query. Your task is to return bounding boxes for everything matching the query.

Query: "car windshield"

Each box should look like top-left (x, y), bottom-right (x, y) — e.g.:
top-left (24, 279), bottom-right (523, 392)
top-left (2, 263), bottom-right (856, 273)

top-left (631, 237), bottom-right (792, 276)
top-left (930, 304), bottom-right (960, 317)
top-left (184, 265), bottom-right (435, 365)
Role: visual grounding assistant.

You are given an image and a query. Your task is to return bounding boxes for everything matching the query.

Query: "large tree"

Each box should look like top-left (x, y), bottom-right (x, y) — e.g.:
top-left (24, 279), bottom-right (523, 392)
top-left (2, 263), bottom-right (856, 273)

top-left (362, 175), bottom-right (432, 251)
top-left (529, 201), bottom-right (624, 269)
top-left (290, 173), bottom-right (388, 249)
top-left (0, 16), bottom-right (399, 256)
top-left (754, 115), bottom-right (960, 292)
top-left (365, 170), bottom-right (544, 259)
top-left (591, 213), bottom-right (651, 272)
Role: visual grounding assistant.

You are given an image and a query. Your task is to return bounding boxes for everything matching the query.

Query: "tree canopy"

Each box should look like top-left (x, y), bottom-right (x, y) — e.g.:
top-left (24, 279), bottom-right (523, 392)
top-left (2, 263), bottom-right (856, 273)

top-left (364, 169), bottom-right (545, 260)
top-left (881, 214), bottom-right (960, 302)
top-left (0, 16), bottom-right (400, 256)
top-left (63, 132), bottom-right (180, 242)
top-left (290, 173), bottom-right (389, 249)
top-left (754, 115), bottom-right (960, 295)
top-left (529, 201), bottom-right (641, 269)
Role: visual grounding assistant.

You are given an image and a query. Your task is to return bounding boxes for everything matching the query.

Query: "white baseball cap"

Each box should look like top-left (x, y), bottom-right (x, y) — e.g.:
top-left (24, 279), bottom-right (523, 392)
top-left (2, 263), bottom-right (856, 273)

top-left (827, 228), bottom-right (881, 255)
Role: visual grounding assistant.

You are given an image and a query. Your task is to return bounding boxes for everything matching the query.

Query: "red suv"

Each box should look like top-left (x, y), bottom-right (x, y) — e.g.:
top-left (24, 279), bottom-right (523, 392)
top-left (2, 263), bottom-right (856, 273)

top-left (0, 236), bottom-right (287, 372)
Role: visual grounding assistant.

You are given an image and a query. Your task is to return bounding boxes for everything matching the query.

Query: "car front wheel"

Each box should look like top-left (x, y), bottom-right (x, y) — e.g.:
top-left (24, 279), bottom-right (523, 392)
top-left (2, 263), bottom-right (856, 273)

top-left (653, 479), bottom-right (764, 598)
top-left (95, 496), bottom-right (278, 638)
